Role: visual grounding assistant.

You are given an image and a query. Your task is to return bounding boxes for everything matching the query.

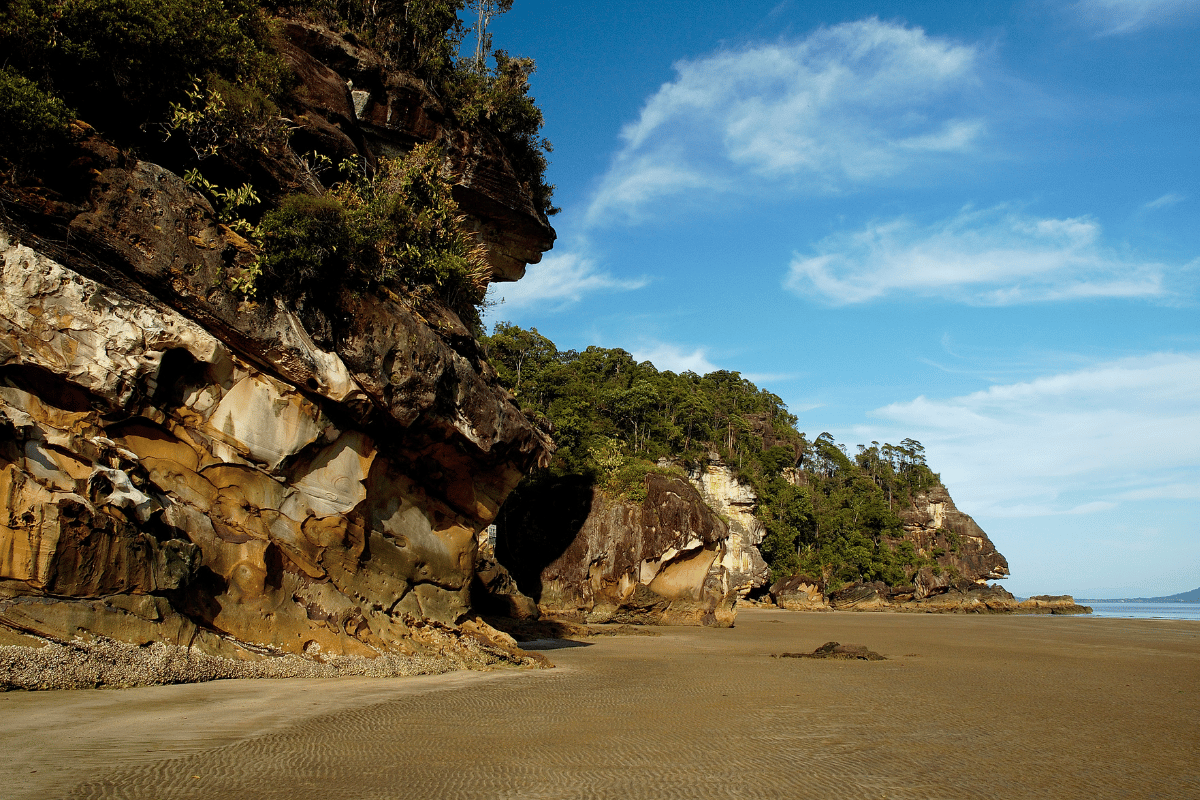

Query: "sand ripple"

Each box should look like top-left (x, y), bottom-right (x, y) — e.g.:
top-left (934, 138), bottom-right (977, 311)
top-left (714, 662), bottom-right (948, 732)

top-left (5, 612), bottom-right (1197, 799)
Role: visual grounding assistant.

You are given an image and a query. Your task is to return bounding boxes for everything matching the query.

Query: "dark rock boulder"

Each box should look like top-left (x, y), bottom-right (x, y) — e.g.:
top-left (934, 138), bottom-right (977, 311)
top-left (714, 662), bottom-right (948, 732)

top-left (777, 641), bottom-right (886, 661)
top-left (903, 582), bottom-right (1019, 613)
top-left (828, 581), bottom-right (894, 611)
top-left (769, 574), bottom-right (827, 610)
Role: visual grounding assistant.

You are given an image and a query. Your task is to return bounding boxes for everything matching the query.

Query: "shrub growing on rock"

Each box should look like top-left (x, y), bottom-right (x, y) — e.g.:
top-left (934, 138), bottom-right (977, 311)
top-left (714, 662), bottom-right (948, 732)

top-left (255, 144), bottom-right (490, 326)
top-left (0, 67), bottom-right (73, 167)
top-left (257, 193), bottom-right (353, 291)
top-left (0, 0), bottom-right (283, 142)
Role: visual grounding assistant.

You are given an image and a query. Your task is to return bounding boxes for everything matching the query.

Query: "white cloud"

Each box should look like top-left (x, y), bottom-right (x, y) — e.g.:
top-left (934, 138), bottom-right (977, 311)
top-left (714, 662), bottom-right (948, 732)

top-left (487, 250), bottom-right (647, 312)
top-left (1075, 0), bottom-right (1200, 35)
top-left (629, 342), bottom-right (719, 375)
top-left (858, 352), bottom-right (1200, 518)
top-left (587, 18), bottom-right (985, 225)
top-left (784, 206), bottom-right (1167, 305)
top-left (1144, 192), bottom-right (1188, 210)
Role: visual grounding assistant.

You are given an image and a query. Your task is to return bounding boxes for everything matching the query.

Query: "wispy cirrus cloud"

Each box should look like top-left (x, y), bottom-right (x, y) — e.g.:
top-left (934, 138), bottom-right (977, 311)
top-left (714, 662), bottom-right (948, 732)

top-left (1075, 0), bottom-right (1200, 35)
top-left (1144, 192), bottom-right (1188, 210)
top-left (785, 206), bottom-right (1169, 305)
top-left (587, 18), bottom-right (986, 225)
top-left (487, 250), bottom-right (647, 313)
top-left (855, 352), bottom-right (1200, 518)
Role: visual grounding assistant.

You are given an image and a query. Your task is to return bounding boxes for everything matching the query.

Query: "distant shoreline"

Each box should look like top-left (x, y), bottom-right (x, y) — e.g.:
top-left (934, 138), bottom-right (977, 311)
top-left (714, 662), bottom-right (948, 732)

top-left (1076, 585), bottom-right (1200, 604)
top-left (1076, 598), bottom-right (1199, 604)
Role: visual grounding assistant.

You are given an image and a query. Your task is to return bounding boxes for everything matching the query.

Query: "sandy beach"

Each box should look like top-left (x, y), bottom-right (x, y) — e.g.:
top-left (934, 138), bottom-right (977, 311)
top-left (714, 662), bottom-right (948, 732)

top-left (2, 609), bottom-right (1197, 799)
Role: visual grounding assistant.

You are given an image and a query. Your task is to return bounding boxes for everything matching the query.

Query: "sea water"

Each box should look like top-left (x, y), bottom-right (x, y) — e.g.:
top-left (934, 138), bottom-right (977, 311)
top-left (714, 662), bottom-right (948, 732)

top-left (1081, 602), bottom-right (1200, 621)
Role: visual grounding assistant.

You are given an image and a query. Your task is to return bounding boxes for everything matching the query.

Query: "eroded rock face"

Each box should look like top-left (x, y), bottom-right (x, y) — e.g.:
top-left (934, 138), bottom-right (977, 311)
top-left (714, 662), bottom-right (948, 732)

top-left (900, 483), bottom-right (1010, 596)
top-left (496, 474), bottom-right (738, 627)
top-left (0, 220), bottom-right (550, 658)
top-left (0, 14), bottom-right (558, 662)
top-left (688, 459), bottom-right (770, 597)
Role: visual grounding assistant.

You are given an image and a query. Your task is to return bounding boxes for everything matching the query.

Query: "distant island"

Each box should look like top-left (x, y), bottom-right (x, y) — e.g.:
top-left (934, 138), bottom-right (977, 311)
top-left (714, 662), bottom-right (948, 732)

top-left (1079, 586), bottom-right (1200, 603)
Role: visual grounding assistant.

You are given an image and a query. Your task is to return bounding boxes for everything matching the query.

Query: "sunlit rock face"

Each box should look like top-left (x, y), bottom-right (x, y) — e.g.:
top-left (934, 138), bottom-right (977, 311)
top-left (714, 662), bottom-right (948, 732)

top-left (495, 475), bottom-right (739, 627)
top-left (0, 221), bottom-right (548, 657)
top-left (688, 459), bottom-right (770, 597)
top-left (900, 483), bottom-right (1010, 596)
top-left (0, 21), bottom-right (555, 658)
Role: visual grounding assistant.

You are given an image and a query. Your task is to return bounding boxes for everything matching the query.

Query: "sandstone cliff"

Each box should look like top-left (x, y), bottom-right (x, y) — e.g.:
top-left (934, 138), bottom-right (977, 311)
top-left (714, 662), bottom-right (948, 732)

top-left (0, 21), bottom-right (556, 675)
top-left (494, 474), bottom-right (740, 627)
top-left (770, 480), bottom-right (1016, 612)
top-left (687, 458), bottom-right (770, 597)
top-left (899, 482), bottom-right (1010, 596)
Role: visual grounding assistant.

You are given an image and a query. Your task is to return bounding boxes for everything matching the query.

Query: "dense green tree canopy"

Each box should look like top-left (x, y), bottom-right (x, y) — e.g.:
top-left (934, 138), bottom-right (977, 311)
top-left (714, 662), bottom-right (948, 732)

top-left (484, 323), bottom-right (946, 590)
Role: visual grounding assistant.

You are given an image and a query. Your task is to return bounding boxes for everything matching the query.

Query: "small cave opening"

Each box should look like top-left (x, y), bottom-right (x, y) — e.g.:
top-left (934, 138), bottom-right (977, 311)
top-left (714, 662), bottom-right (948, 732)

top-left (151, 348), bottom-right (208, 409)
top-left (746, 584), bottom-right (773, 602)
top-left (494, 473), bottom-right (595, 602)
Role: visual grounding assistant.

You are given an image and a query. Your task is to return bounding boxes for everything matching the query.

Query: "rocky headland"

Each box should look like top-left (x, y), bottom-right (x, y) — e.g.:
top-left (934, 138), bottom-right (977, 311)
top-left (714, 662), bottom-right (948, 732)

top-left (0, 15), bottom-right (557, 686)
top-left (767, 480), bottom-right (1086, 614)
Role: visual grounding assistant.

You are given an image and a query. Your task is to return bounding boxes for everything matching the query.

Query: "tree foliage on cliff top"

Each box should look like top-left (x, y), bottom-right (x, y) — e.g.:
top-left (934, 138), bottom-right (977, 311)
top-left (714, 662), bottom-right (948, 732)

top-left (484, 323), bottom-right (944, 589)
top-left (256, 144), bottom-right (491, 326)
top-left (0, 0), bottom-right (283, 149)
top-left (269, 0), bottom-right (556, 216)
top-left (1, 0), bottom-right (553, 329)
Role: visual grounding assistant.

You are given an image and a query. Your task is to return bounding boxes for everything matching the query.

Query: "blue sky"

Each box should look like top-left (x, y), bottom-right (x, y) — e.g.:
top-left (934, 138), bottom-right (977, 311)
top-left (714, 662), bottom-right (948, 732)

top-left (478, 0), bottom-right (1200, 598)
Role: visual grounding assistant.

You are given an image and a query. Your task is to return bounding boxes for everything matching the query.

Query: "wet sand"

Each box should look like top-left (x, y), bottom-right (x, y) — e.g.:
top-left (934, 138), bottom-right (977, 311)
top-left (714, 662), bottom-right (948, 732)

top-left (2, 609), bottom-right (1197, 799)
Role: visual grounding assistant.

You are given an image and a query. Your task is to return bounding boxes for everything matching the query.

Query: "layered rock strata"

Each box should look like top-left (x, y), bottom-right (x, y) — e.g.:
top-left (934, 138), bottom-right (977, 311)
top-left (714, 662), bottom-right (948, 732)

top-left (0, 201), bottom-right (546, 660)
top-left (495, 474), bottom-right (739, 627)
top-left (0, 21), bottom-right (556, 666)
